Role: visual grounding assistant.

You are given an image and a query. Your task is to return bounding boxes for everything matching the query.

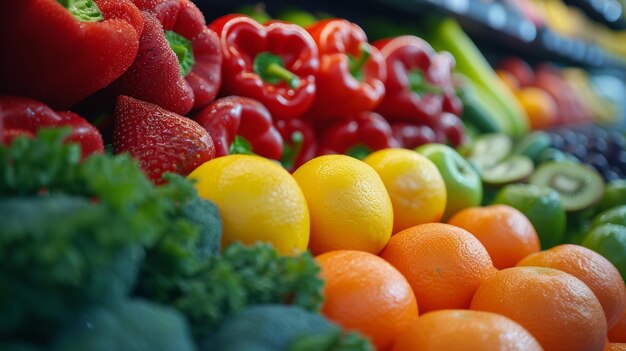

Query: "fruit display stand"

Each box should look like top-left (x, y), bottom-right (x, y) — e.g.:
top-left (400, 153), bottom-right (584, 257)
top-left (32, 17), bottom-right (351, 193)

top-left (2, 0), bottom-right (626, 350)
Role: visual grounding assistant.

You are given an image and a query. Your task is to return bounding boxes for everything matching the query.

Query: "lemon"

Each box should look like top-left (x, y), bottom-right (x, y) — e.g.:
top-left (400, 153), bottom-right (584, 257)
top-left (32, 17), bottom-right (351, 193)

top-left (188, 155), bottom-right (309, 255)
top-left (292, 155), bottom-right (393, 255)
top-left (364, 148), bottom-right (447, 233)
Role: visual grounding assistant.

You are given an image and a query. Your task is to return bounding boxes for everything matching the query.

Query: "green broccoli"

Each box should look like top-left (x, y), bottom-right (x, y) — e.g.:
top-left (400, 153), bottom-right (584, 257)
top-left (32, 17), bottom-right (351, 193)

top-left (137, 242), bottom-right (324, 341)
top-left (0, 129), bottom-right (213, 342)
top-left (51, 299), bottom-right (195, 351)
top-left (202, 304), bottom-right (373, 351)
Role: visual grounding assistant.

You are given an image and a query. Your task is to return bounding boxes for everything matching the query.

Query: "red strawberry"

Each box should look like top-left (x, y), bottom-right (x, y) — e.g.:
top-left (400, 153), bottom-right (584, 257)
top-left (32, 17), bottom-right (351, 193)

top-left (113, 95), bottom-right (215, 184)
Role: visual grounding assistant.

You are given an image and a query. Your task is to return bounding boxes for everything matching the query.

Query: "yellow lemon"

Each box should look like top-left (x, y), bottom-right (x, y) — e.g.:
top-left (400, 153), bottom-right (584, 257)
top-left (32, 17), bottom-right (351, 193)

top-left (292, 154), bottom-right (393, 255)
top-left (188, 154), bottom-right (309, 255)
top-left (364, 148), bottom-right (447, 234)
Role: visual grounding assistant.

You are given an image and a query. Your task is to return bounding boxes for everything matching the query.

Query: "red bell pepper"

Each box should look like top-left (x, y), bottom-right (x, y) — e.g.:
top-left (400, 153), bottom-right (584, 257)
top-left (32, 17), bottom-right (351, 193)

top-left (391, 121), bottom-right (438, 150)
top-left (390, 111), bottom-right (466, 149)
top-left (193, 96), bottom-right (283, 160)
top-left (305, 19), bottom-right (386, 120)
top-left (373, 36), bottom-right (462, 125)
top-left (209, 15), bottom-right (319, 120)
top-left (108, 0), bottom-right (222, 115)
top-left (275, 118), bottom-right (317, 172)
top-left (0, 96), bottom-right (104, 159)
top-left (317, 112), bottom-right (399, 159)
top-left (0, 0), bottom-right (143, 109)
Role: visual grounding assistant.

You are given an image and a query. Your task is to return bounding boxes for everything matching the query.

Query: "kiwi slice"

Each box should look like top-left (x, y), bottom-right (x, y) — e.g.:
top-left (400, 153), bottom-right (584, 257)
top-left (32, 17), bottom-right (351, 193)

top-left (529, 161), bottom-right (605, 212)
top-left (481, 155), bottom-right (534, 185)
top-left (468, 133), bottom-right (513, 170)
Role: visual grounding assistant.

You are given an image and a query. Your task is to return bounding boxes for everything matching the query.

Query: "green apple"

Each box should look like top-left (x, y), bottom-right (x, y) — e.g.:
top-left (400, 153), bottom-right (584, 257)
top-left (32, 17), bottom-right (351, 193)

top-left (416, 143), bottom-right (482, 220)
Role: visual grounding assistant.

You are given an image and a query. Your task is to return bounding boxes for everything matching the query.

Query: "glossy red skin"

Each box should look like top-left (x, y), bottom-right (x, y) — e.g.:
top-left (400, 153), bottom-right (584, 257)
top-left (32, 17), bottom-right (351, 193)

top-left (317, 111), bottom-right (400, 155)
top-left (132, 0), bottom-right (223, 110)
top-left (193, 96), bottom-right (283, 160)
top-left (0, 0), bottom-right (143, 109)
top-left (499, 57), bottom-right (535, 87)
top-left (275, 118), bottom-right (317, 172)
top-left (374, 36), bottom-right (462, 125)
top-left (113, 96), bottom-right (215, 184)
top-left (0, 96), bottom-right (104, 159)
top-left (391, 122), bottom-right (438, 149)
top-left (305, 19), bottom-right (386, 120)
top-left (210, 15), bottom-right (319, 120)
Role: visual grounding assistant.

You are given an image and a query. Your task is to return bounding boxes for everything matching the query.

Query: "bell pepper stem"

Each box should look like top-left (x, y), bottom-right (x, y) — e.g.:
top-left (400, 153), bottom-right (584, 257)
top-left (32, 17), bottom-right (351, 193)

top-left (349, 43), bottom-right (371, 80)
top-left (254, 52), bottom-right (301, 89)
top-left (265, 63), bottom-right (300, 89)
top-left (56, 0), bottom-right (104, 22)
top-left (409, 70), bottom-right (443, 94)
top-left (281, 131), bottom-right (304, 170)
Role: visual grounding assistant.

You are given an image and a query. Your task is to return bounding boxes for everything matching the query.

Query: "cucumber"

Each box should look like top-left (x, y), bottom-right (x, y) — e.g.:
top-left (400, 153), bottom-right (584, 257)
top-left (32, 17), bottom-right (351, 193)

top-left (427, 18), bottom-right (528, 136)
top-left (456, 75), bottom-right (505, 134)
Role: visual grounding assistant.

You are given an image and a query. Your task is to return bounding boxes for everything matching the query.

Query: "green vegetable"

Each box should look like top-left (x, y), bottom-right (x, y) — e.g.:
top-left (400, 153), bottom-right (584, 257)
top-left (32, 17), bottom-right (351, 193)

top-left (138, 242), bottom-right (324, 341)
top-left (426, 17), bottom-right (528, 136)
top-left (203, 305), bottom-right (372, 351)
top-left (51, 300), bottom-right (195, 351)
top-left (0, 129), bottom-right (209, 341)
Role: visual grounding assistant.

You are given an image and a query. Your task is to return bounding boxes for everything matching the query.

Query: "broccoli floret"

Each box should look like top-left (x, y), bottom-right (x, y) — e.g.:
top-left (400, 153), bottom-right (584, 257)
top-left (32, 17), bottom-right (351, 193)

top-left (137, 242), bottom-right (324, 341)
top-left (51, 299), bottom-right (195, 351)
top-left (202, 305), bottom-right (373, 351)
top-left (0, 130), bottom-right (205, 341)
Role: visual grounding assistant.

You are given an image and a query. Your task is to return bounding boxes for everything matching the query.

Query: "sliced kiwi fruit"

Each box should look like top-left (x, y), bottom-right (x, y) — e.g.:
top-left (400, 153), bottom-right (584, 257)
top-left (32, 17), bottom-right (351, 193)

top-left (468, 133), bottom-right (512, 170)
top-left (529, 161), bottom-right (605, 212)
top-left (480, 155), bottom-right (534, 186)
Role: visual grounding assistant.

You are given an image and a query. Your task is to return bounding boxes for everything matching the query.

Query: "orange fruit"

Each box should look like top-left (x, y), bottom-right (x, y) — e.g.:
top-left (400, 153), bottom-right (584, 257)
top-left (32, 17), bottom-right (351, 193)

top-left (517, 244), bottom-right (626, 329)
top-left (470, 266), bottom-right (607, 351)
top-left (363, 148), bottom-right (447, 234)
top-left (392, 309), bottom-right (543, 351)
top-left (606, 343), bottom-right (626, 351)
top-left (379, 223), bottom-right (496, 313)
top-left (448, 204), bottom-right (540, 269)
top-left (293, 155), bottom-right (393, 255)
top-left (188, 154), bottom-right (309, 255)
top-left (496, 69), bottom-right (521, 91)
top-left (609, 309), bottom-right (626, 342)
top-left (515, 87), bottom-right (557, 130)
top-left (316, 250), bottom-right (419, 351)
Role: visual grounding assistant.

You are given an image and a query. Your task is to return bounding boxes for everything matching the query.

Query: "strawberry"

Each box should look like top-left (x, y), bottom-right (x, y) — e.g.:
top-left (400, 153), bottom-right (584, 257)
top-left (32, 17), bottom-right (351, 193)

top-left (113, 95), bottom-right (215, 184)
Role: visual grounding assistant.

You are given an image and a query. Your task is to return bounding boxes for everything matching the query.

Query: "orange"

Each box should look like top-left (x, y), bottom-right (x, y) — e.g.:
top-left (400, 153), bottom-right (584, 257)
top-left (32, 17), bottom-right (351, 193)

top-left (606, 343), bottom-right (626, 351)
top-left (188, 154), bottom-right (309, 255)
top-left (292, 155), bottom-right (393, 255)
top-left (515, 87), bottom-right (557, 130)
top-left (379, 223), bottom-right (496, 313)
top-left (448, 204), bottom-right (540, 269)
top-left (316, 250), bottom-right (419, 351)
top-left (609, 309), bottom-right (626, 342)
top-left (392, 309), bottom-right (542, 351)
top-left (496, 69), bottom-right (521, 91)
top-left (517, 244), bottom-right (626, 329)
top-left (363, 148), bottom-right (447, 234)
top-left (470, 266), bottom-right (607, 351)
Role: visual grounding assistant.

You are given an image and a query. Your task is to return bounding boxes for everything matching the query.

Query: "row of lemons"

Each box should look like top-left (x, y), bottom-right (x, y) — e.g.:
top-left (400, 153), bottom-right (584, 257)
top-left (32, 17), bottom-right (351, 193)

top-left (188, 149), bottom-right (626, 351)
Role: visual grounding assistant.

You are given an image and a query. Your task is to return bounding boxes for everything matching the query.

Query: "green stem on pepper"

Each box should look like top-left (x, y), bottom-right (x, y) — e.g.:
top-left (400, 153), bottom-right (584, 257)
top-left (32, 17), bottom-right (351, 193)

top-left (349, 43), bottom-right (371, 81)
top-left (254, 52), bottom-right (301, 89)
top-left (281, 131), bottom-right (304, 170)
top-left (408, 69), bottom-right (443, 95)
top-left (165, 30), bottom-right (195, 77)
top-left (56, 0), bottom-right (103, 22)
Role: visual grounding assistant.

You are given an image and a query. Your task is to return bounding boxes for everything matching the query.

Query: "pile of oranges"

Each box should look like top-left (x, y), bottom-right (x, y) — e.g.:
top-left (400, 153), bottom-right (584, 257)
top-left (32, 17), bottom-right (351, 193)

top-left (189, 149), bottom-right (626, 351)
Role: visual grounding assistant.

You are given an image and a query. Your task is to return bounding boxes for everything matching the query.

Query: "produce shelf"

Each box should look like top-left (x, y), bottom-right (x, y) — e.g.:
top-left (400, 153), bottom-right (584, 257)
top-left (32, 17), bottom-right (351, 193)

top-left (564, 0), bottom-right (626, 30)
top-left (195, 0), bottom-right (626, 72)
